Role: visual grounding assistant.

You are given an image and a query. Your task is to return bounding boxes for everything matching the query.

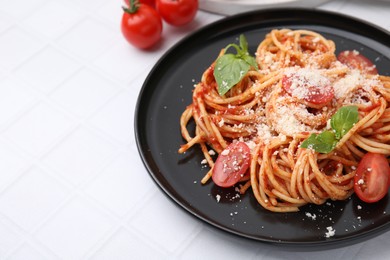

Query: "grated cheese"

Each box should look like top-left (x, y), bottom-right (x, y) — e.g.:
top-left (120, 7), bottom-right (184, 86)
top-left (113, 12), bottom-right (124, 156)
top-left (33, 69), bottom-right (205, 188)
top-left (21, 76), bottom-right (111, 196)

top-left (256, 123), bottom-right (273, 144)
top-left (333, 70), bottom-right (361, 99)
top-left (221, 149), bottom-right (230, 156)
top-left (218, 118), bottom-right (225, 127)
top-left (285, 68), bottom-right (332, 100)
top-left (273, 104), bottom-right (308, 135)
top-left (325, 226), bottom-right (336, 238)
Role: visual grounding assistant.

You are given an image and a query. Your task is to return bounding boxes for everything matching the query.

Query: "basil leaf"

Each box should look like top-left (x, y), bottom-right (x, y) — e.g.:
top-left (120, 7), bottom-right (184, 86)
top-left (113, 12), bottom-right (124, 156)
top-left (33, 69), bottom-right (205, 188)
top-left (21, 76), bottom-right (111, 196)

top-left (330, 106), bottom-right (359, 139)
top-left (214, 54), bottom-right (250, 96)
top-left (300, 131), bottom-right (337, 154)
top-left (213, 34), bottom-right (258, 96)
top-left (239, 34), bottom-right (248, 52)
top-left (301, 105), bottom-right (359, 154)
top-left (242, 55), bottom-right (258, 71)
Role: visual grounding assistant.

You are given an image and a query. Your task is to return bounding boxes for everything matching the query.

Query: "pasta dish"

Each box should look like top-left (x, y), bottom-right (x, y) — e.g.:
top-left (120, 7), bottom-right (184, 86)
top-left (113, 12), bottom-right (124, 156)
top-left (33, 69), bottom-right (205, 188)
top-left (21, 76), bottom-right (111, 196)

top-left (178, 29), bottom-right (390, 212)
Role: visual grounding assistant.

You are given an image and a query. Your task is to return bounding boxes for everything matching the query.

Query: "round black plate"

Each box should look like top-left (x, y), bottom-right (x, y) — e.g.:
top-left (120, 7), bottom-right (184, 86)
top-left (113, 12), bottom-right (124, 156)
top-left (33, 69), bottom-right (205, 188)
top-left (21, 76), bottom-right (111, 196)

top-left (135, 8), bottom-right (390, 248)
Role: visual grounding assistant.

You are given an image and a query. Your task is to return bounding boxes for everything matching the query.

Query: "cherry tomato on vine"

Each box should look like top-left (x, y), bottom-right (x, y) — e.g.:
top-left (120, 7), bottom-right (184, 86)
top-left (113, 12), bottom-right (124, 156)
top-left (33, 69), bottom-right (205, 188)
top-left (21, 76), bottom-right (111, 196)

top-left (212, 141), bottom-right (251, 188)
top-left (337, 50), bottom-right (378, 75)
top-left (124, 0), bottom-right (155, 8)
top-left (354, 152), bottom-right (390, 203)
top-left (156, 0), bottom-right (198, 26)
top-left (121, 1), bottom-right (162, 49)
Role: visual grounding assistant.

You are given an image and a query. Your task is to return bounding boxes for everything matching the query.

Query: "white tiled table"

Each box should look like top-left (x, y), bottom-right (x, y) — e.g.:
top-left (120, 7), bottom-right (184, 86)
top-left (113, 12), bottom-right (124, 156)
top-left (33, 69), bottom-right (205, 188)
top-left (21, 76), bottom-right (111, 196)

top-left (0, 0), bottom-right (389, 259)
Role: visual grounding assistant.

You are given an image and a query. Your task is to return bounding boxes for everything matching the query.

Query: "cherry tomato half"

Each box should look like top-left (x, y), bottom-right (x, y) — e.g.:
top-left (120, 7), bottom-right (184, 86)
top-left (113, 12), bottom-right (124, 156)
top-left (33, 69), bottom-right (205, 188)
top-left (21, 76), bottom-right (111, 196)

top-left (282, 75), bottom-right (334, 104)
top-left (156, 0), bottom-right (198, 26)
top-left (354, 152), bottom-right (390, 203)
top-left (212, 141), bottom-right (251, 188)
top-left (121, 2), bottom-right (162, 49)
top-left (337, 50), bottom-right (378, 75)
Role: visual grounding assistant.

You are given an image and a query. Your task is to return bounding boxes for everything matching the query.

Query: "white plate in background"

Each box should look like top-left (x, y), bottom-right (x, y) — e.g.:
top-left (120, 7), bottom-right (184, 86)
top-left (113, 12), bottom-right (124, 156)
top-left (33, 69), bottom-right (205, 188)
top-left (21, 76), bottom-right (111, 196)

top-left (199, 0), bottom-right (330, 15)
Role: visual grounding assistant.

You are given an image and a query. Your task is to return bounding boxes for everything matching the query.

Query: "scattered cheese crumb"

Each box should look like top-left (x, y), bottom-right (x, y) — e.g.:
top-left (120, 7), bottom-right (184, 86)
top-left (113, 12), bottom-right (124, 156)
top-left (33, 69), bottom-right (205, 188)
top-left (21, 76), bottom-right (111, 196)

top-left (221, 149), bottom-right (230, 156)
top-left (305, 212), bottom-right (317, 220)
top-left (208, 150), bottom-right (216, 156)
top-left (325, 226), bottom-right (336, 238)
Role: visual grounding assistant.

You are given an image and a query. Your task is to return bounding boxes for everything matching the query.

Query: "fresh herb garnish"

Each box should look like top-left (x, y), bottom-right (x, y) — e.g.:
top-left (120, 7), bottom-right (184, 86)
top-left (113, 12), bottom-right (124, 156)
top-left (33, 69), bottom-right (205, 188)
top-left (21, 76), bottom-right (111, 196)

top-left (213, 35), bottom-right (258, 96)
top-left (330, 105), bottom-right (359, 139)
top-left (301, 106), bottom-right (359, 153)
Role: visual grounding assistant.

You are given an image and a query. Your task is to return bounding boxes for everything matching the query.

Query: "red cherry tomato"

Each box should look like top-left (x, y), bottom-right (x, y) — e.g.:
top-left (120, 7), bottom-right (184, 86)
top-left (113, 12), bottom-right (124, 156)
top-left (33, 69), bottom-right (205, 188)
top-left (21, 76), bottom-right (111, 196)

top-left (156, 0), bottom-right (198, 26)
top-left (121, 2), bottom-right (162, 49)
top-left (282, 75), bottom-right (334, 104)
top-left (212, 141), bottom-right (251, 188)
top-left (354, 152), bottom-right (390, 203)
top-left (337, 50), bottom-right (378, 75)
top-left (124, 0), bottom-right (155, 8)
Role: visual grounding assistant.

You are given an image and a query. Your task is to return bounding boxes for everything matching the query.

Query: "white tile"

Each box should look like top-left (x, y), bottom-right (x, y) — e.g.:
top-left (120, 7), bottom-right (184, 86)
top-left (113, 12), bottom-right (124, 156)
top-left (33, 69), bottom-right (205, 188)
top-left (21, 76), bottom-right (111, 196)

top-left (92, 40), bottom-right (158, 83)
top-left (95, 1), bottom-right (124, 27)
top-left (35, 197), bottom-right (114, 260)
top-left (42, 127), bottom-right (119, 186)
top-left (0, 27), bottom-right (43, 71)
top-left (90, 228), bottom-right (165, 260)
top-left (130, 192), bottom-right (200, 253)
top-left (50, 68), bottom-right (119, 118)
top-left (0, 10), bottom-right (13, 32)
top-left (21, 1), bottom-right (83, 39)
top-left (0, 167), bottom-right (70, 231)
top-left (56, 18), bottom-right (118, 61)
top-left (67, 0), bottom-right (106, 10)
top-left (0, 76), bottom-right (37, 128)
top-left (0, 141), bottom-right (30, 191)
top-left (88, 89), bottom-right (136, 144)
top-left (3, 102), bottom-right (75, 156)
top-left (0, 221), bottom-right (21, 256)
top-left (8, 243), bottom-right (49, 260)
top-left (0, 0), bottom-right (48, 18)
top-left (12, 46), bottom-right (80, 94)
top-left (179, 226), bottom-right (260, 259)
top-left (85, 151), bottom-right (154, 217)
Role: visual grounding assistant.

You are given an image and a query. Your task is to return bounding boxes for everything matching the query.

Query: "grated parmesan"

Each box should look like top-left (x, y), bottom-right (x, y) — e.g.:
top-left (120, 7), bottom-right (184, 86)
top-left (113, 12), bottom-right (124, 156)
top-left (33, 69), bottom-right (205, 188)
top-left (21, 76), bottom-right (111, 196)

top-left (325, 226), bottom-right (336, 238)
top-left (285, 68), bottom-right (332, 100)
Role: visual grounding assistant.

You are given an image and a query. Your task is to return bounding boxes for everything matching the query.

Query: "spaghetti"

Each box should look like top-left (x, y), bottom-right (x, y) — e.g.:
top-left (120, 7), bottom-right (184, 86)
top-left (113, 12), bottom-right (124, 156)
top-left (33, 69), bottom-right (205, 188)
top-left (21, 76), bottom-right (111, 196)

top-left (178, 29), bottom-right (390, 212)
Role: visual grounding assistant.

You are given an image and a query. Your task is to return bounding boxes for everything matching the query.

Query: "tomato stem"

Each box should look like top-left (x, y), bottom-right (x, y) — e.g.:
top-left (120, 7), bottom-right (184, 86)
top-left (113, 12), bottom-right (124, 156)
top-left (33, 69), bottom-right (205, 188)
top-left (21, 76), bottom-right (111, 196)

top-left (123, 0), bottom-right (139, 13)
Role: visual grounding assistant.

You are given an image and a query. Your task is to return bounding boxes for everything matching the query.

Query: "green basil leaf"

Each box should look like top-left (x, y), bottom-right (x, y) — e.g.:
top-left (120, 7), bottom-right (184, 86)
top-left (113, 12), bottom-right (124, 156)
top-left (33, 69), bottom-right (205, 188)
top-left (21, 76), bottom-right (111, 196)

top-left (300, 131), bottom-right (338, 154)
top-left (330, 106), bottom-right (359, 139)
top-left (242, 55), bottom-right (259, 70)
top-left (239, 34), bottom-right (248, 53)
top-left (213, 34), bottom-right (257, 96)
top-left (214, 54), bottom-right (250, 96)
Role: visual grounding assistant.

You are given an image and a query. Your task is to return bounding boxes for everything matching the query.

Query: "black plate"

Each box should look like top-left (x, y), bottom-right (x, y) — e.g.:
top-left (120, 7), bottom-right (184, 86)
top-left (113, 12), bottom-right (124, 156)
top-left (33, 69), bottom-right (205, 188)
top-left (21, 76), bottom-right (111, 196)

top-left (135, 8), bottom-right (390, 248)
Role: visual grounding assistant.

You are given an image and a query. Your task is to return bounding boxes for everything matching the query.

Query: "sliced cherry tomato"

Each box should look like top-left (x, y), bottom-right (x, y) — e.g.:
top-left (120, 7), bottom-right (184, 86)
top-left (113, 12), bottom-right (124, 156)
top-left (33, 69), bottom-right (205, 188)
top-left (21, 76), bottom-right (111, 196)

top-left (354, 152), bottom-right (390, 203)
top-left (121, 1), bottom-right (162, 49)
top-left (156, 0), bottom-right (198, 26)
top-left (337, 50), bottom-right (378, 75)
top-left (212, 141), bottom-right (251, 188)
top-left (282, 74), bottom-right (334, 104)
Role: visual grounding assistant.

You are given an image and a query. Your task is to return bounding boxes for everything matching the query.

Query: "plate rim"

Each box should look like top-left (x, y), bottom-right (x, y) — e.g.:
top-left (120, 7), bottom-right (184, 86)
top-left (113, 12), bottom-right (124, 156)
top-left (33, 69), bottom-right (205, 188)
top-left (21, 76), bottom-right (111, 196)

top-left (199, 0), bottom-right (330, 15)
top-left (134, 7), bottom-right (390, 248)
